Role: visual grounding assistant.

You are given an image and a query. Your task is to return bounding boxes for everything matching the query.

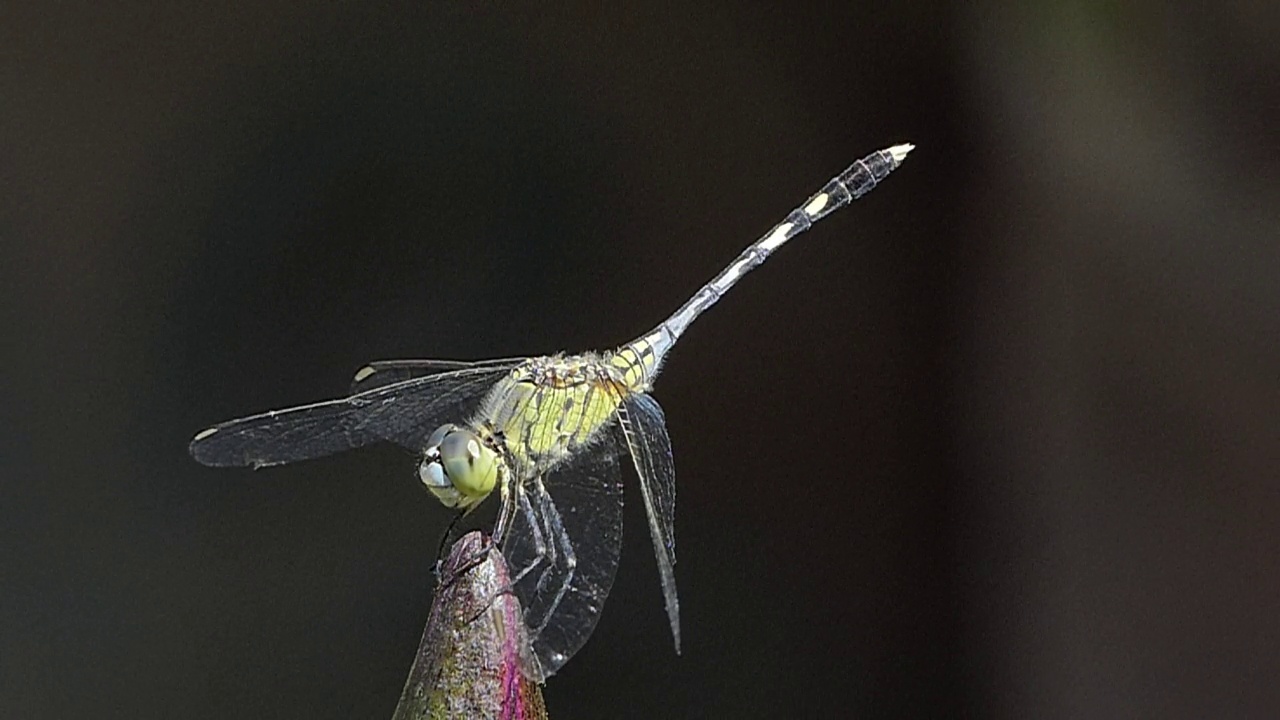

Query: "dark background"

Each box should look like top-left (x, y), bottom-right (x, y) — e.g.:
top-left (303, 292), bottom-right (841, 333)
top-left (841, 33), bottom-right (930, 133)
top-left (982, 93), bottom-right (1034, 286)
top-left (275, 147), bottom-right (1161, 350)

top-left (5, 3), bottom-right (1278, 718)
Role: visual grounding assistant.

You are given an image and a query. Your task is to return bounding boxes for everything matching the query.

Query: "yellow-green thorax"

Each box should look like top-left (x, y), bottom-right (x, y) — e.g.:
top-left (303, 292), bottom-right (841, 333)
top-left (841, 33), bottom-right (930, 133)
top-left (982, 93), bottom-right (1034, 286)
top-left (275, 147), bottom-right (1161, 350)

top-left (475, 345), bottom-right (657, 475)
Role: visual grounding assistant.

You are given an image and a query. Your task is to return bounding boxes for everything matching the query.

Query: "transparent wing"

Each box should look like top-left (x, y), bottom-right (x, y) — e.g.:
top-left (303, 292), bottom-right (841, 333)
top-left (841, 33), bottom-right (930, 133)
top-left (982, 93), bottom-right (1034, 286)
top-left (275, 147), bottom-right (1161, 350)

top-left (189, 365), bottom-right (514, 468)
top-left (618, 393), bottom-right (680, 653)
top-left (350, 357), bottom-right (525, 394)
top-left (501, 431), bottom-right (624, 681)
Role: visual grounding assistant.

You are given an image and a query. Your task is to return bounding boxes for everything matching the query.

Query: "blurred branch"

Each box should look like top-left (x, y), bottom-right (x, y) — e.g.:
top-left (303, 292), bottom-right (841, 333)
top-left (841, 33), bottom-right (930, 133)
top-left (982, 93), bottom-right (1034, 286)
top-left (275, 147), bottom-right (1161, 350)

top-left (393, 531), bottom-right (547, 720)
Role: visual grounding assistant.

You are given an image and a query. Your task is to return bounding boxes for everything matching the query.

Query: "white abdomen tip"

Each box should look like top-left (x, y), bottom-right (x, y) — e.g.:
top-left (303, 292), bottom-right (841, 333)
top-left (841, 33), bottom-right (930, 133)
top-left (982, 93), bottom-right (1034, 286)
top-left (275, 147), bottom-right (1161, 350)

top-left (888, 143), bottom-right (915, 164)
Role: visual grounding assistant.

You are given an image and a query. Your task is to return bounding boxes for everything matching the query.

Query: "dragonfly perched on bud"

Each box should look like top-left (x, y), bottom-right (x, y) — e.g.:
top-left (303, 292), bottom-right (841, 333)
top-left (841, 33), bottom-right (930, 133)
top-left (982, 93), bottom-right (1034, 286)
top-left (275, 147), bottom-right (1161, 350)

top-left (190, 143), bottom-right (914, 681)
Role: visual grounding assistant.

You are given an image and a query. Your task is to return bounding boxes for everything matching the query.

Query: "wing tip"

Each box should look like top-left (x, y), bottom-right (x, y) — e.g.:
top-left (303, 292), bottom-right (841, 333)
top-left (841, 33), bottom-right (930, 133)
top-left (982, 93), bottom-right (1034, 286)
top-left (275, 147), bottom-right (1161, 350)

top-left (189, 427), bottom-right (221, 467)
top-left (191, 426), bottom-right (219, 442)
top-left (190, 426), bottom-right (267, 469)
top-left (665, 590), bottom-right (681, 655)
top-left (670, 610), bottom-right (682, 655)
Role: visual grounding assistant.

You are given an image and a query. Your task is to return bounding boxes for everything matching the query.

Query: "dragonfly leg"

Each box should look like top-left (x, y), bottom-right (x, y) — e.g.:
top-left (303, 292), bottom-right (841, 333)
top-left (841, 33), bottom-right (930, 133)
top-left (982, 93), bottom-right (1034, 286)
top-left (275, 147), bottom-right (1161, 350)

top-left (449, 542), bottom-right (507, 600)
top-left (432, 509), bottom-right (470, 581)
top-left (526, 476), bottom-right (577, 637)
top-left (459, 545), bottom-right (524, 626)
top-left (506, 484), bottom-right (550, 589)
top-left (532, 479), bottom-right (562, 595)
top-left (492, 472), bottom-right (520, 547)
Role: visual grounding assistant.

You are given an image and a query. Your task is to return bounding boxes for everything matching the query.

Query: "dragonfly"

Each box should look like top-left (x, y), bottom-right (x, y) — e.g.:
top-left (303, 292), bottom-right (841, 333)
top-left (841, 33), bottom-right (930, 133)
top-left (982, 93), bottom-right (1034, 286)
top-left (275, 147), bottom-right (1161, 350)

top-left (190, 142), bottom-right (913, 681)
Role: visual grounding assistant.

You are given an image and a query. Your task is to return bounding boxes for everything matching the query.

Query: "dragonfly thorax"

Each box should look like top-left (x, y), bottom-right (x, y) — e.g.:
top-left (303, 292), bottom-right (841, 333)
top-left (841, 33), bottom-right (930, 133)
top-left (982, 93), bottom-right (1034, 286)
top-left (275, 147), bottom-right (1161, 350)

top-left (419, 423), bottom-right (503, 511)
top-left (479, 354), bottom-right (630, 474)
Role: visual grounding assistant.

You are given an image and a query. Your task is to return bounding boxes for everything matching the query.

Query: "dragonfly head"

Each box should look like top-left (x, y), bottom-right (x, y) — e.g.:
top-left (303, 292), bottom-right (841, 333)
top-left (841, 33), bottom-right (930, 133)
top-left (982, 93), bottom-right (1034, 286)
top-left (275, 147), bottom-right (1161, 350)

top-left (419, 424), bottom-right (500, 510)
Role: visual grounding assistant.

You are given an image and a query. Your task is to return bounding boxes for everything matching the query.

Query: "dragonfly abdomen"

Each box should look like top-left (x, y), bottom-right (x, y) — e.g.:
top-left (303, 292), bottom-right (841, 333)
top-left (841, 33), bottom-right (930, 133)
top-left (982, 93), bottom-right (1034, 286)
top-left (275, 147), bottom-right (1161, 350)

top-left (625, 144), bottom-right (914, 377)
top-left (609, 339), bottom-right (659, 393)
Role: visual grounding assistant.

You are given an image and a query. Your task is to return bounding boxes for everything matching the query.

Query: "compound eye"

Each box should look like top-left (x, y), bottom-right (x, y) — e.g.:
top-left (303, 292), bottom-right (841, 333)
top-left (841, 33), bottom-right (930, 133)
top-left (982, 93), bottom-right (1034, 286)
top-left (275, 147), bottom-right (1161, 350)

top-left (425, 424), bottom-right (456, 453)
top-left (438, 428), bottom-right (500, 500)
top-left (419, 459), bottom-right (448, 490)
top-left (439, 430), bottom-right (480, 464)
